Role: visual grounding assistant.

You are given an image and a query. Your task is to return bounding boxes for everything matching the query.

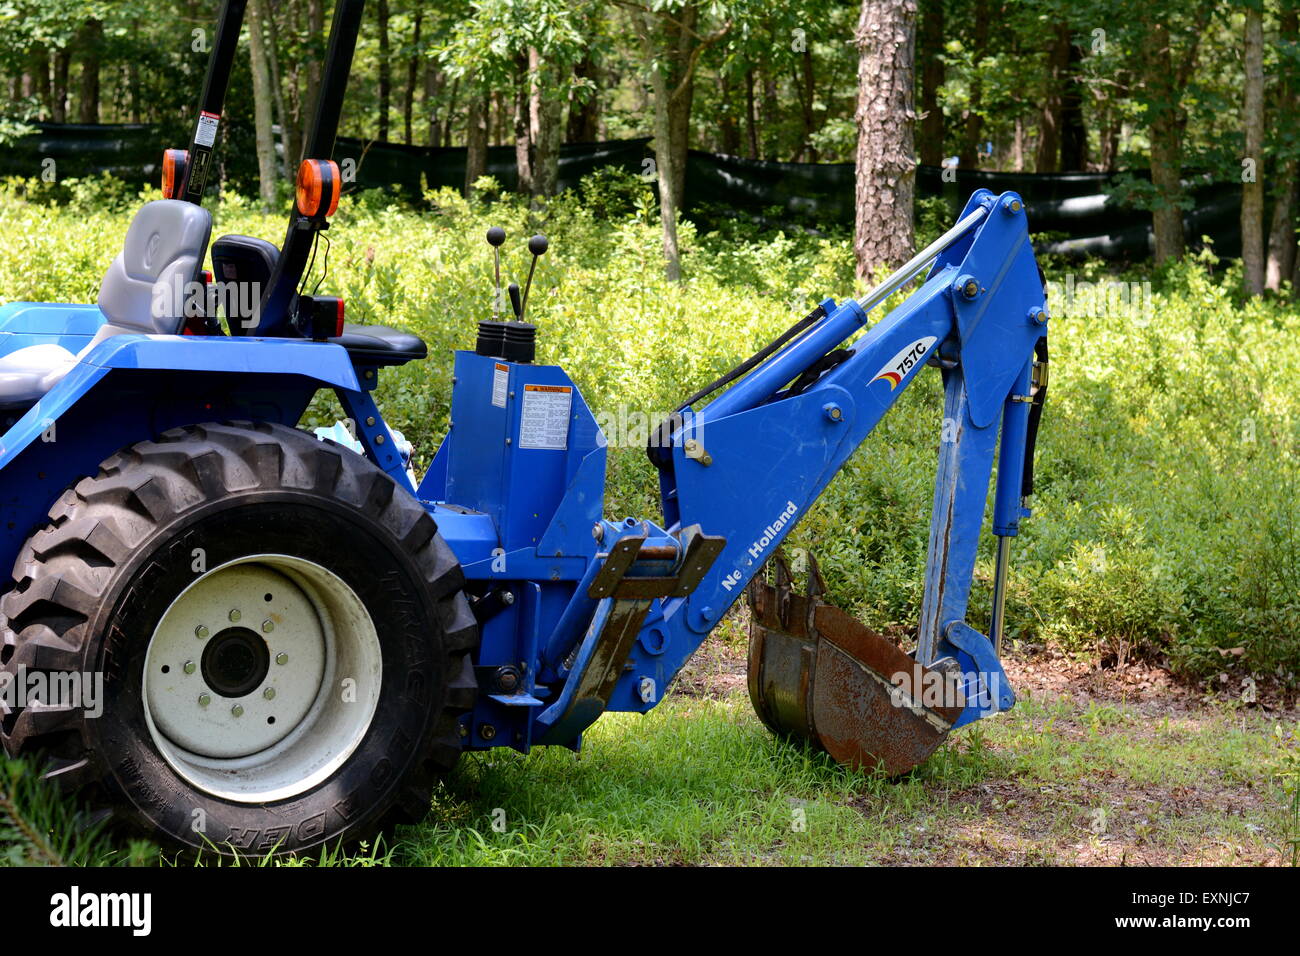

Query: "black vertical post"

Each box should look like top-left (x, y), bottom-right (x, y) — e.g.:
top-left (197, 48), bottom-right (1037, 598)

top-left (178, 0), bottom-right (249, 204)
top-left (254, 0), bottom-right (367, 336)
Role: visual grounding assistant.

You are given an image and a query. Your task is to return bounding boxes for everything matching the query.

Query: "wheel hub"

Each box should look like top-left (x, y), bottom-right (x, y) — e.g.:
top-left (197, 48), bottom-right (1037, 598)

top-left (200, 626), bottom-right (270, 698)
top-left (142, 555), bottom-right (382, 802)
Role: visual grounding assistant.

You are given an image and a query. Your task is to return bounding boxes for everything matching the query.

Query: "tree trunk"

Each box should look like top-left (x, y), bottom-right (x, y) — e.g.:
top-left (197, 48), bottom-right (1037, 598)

top-left (854, 0), bottom-right (918, 280)
top-left (513, 55), bottom-right (534, 195)
top-left (1059, 36), bottom-right (1087, 170)
top-left (761, 69), bottom-right (778, 160)
top-left (51, 49), bottom-right (70, 124)
top-left (1096, 72), bottom-right (1126, 172)
top-left (303, 0), bottom-right (324, 150)
top-left (744, 68), bottom-right (759, 159)
top-left (529, 49), bottom-right (562, 198)
top-left (77, 19), bottom-right (102, 124)
top-left (635, 3), bottom-right (707, 281)
top-left (265, 4), bottom-right (297, 173)
top-left (959, 0), bottom-right (987, 168)
top-left (916, 0), bottom-right (944, 166)
top-left (567, 57), bottom-right (601, 142)
top-left (465, 89), bottom-right (488, 197)
top-left (444, 79), bottom-right (460, 148)
top-left (1144, 23), bottom-right (1188, 264)
top-left (718, 73), bottom-right (741, 155)
top-left (248, 0), bottom-right (278, 208)
top-left (1266, 8), bottom-right (1299, 292)
top-left (1036, 23), bottom-right (1071, 173)
top-left (29, 47), bottom-right (50, 121)
top-left (425, 61), bottom-right (444, 147)
top-left (127, 20), bottom-right (142, 123)
top-left (797, 46), bottom-right (818, 161)
top-left (376, 0), bottom-right (391, 140)
top-left (404, 12), bottom-right (423, 146)
top-left (1241, 6), bottom-right (1265, 295)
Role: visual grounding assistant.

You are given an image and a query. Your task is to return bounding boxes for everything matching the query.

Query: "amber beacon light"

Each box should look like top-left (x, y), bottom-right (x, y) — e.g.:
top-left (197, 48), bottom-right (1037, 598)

top-left (161, 149), bottom-right (189, 199)
top-left (295, 159), bottom-right (341, 219)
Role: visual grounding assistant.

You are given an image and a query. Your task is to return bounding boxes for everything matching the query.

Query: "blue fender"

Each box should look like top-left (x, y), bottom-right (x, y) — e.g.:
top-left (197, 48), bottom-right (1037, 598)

top-left (0, 331), bottom-right (367, 578)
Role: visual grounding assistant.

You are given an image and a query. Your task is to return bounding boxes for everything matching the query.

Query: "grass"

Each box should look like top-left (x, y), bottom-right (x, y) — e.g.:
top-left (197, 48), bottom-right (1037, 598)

top-left (376, 632), bottom-right (1290, 866)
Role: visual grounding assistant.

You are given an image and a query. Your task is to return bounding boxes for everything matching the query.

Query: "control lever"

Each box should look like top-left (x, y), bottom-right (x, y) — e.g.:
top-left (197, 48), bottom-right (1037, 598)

top-left (486, 226), bottom-right (505, 319)
top-left (519, 234), bottom-right (547, 322)
top-left (508, 282), bottom-right (522, 320)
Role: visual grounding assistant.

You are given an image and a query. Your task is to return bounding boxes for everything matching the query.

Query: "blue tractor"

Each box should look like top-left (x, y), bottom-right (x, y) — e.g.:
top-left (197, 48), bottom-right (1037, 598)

top-left (0, 0), bottom-right (1049, 855)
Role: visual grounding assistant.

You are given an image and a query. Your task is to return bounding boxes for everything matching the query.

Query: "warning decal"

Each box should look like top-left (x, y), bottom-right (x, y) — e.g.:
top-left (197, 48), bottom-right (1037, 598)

top-left (491, 363), bottom-right (509, 408)
top-left (519, 384), bottom-right (572, 450)
top-left (195, 111), bottom-right (221, 148)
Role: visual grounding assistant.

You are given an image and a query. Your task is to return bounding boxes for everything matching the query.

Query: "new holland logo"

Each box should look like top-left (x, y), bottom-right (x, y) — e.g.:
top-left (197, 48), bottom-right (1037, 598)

top-left (869, 336), bottom-right (937, 390)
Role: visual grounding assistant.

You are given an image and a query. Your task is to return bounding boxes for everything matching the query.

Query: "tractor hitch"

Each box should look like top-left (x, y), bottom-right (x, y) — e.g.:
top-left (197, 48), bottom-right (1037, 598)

top-left (746, 551), bottom-right (964, 776)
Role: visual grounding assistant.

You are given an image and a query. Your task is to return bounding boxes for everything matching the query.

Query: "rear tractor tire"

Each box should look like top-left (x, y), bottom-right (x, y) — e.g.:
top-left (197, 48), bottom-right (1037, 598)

top-left (0, 422), bottom-right (477, 856)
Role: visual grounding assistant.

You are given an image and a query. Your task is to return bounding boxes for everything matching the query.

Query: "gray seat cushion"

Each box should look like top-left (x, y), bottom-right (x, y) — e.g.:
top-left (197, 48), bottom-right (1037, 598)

top-left (0, 343), bottom-right (78, 405)
top-left (0, 200), bottom-right (212, 405)
top-left (98, 199), bottom-right (213, 333)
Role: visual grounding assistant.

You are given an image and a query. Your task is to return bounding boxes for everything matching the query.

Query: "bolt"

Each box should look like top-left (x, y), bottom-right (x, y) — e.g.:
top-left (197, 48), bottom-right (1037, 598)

top-left (263, 687), bottom-right (276, 700)
top-left (822, 402), bottom-right (843, 423)
top-left (458, 724), bottom-right (469, 738)
top-left (501, 590), bottom-right (515, 605)
top-left (198, 693), bottom-right (211, 707)
top-left (231, 704), bottom-right (244, 717)
top-left (364, 370), bottom-right (374, 379)
top-left (195, 625), bottom-right (209, 639)
top-left (962, 279), bottom-right (979, 299)
top-left (592, 522), bottom-right (605, 542)
top-left (365, 416), bottom-right (376, 426)
top-left (505, 437), bottom-right (512, 445)
top-left (480, 724), bottom-right (497, 741)
top-left (1028, 306), bottom-right (1048, 325)
top-left (228, 609), bottom-right (241, 623)
top-left (184, 660), bottom-right (196, 675)
top-left (262, 619), bottom-right (274, 634)
top-left (1001, 196), bottom-right (1023, 215)
top-left (375, 434), bottom-right (386, 445)
top-left (276, 653), bottom-right (288, 665)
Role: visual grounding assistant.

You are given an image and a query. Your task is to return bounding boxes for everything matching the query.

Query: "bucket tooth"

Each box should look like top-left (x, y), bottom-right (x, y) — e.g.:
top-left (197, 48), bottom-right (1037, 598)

top-left (746, 550), bottom-right (963, 776)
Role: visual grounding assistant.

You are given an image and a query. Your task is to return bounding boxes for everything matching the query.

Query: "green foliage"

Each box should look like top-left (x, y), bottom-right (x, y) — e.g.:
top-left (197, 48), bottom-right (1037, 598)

top-left (1, 175), bottom-right (1297, 689)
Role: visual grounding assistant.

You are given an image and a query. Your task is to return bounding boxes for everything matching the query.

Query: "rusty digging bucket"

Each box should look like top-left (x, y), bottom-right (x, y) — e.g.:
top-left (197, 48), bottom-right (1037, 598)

top-left (746, 551), bottom-right (964, 776)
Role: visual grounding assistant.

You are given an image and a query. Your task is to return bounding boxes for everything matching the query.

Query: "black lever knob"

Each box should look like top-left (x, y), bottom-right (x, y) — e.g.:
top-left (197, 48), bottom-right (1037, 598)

top-left (508, 282), bottom-right (522, 320)
top-left (486, 226), bottom-right (506, 247)
top-left (520, 234), bottom-right (548, 322)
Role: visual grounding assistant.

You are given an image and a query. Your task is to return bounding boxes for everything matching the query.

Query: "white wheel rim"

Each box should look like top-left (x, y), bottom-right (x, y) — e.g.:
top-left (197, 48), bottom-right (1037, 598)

top-left (142, 554), bottom-right (382, 803)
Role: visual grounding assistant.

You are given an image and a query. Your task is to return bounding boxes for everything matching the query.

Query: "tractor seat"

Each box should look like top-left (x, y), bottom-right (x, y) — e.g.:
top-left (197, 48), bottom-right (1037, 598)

top-left (0, 199), bottom-right (212, 405)
top-left (210, 234), bottom-right (426, 365)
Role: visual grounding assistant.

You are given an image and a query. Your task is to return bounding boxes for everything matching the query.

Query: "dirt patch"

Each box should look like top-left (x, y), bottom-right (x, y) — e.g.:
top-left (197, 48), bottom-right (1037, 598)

top-left (671, 630), bottom-right (748, 700)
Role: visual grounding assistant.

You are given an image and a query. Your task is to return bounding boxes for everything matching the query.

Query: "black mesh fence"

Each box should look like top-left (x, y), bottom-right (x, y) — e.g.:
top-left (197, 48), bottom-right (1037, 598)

top-left (0, 123), bottom-right (1244, 260)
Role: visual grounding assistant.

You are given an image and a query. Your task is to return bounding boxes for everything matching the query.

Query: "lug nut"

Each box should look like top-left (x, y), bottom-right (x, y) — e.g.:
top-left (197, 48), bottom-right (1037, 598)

top-left (262, 620), bottom-right (274, 634)
top-left (183, 660), bottom-right (196, 675)
top-left (228, 609), bottom-right (241, 623)
top-left (231, 704), bottom-right (244, 717)
top-left (195, 625), bottom-right (209, 639)
top-left (276, 653), bottom-right (288, 665)
top-left (480, 724), bottom-right (497, 741)
top-left (198, 694), bottom-right (210, 707)
top-left (263, 687), bottom-right (276, 700)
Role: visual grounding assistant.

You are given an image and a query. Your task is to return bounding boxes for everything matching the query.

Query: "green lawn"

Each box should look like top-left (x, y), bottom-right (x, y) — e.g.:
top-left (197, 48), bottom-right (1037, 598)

top-left (374, 631), bottom-right (1295, 867)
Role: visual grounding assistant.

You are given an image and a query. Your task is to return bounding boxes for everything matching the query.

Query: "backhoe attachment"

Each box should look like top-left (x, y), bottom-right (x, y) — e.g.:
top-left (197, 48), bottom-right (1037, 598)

top-left (747, 553), bottom-right (963, 775)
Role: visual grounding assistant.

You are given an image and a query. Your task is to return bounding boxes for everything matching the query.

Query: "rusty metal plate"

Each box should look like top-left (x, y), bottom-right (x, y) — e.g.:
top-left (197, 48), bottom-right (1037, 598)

top-left (746, 556), bottom-right (962, 778)
top-left (809, 602), bottom-right (960, 776)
